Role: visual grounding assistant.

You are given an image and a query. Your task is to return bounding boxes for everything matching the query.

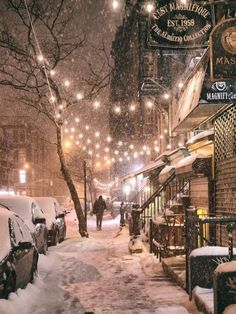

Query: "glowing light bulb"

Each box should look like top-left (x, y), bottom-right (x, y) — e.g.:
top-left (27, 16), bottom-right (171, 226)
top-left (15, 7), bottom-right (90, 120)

top-left (50, 69), bottom-right (55, 76)
top-left (118, 141), bottom-right (122, 146)
top-left (65, 128), bottom-right (69, 133)
top-left (146, 3), bottom-right (154, 13)
top-left (155, 146), bottom-right (160, 152)
top-left (76, 93), bottom-right (83, 100)
top-left (79, 133), bottom-right (83, 138)
top-left (134, 152), bottom-right (138, 158)
top-left (164, 93), bottom-right (170, 99)
top-left (114, 106), bottom-right (121, 114)
top-left (164, 129), bottom-right (168, 134)
top-left (83, 146), bottom-right (86, 151)
top-left (112, 0), bottom-right (119, 10)
top-left (75, 117), bottom-right (80, 123)
top-left (95, 132), bottom-right (100, 137)
top-left (50, 96), bottom-right (56, 103)
top-left (107, 136), bottom-right (112, 142)
top-left (71, 127), bottom-right (75, 132)
top-left (130, 144), bottom-right (134, 149)
top-left (178, 82), bottom-right (184, 88)
top-left (94, 101), bottom-right (100, 109)
top-left (87, 139), bottom-right (91, 144)
top-left (115, 150), bottom-right (119, 155)
top-left (96, 153), bottom-right (100, 158)
top-left (37, 54), bottom-right (44, 62)
top-left (167, 144), bottom-right (171, 149)
top-left (146, 101), bottom-right (153, 108)
top-left (105, 147), bottom-right (109, 152)
top-left (85, 125), bottom-right (90, 130)
top-left (96, 144), bottom-right (100, 149)
top-left (160, 135), bottom-right (163, 139)
top-left (76, 141), bottom-right (79, 145)
top-left (64, 80), bottom-right (70, 87)
top-left (130, 104), bottom-right (136, 111)
top-left (70, 135), bottom-right (74, 139)
top-left (88, 150), bottom-right (93, 155)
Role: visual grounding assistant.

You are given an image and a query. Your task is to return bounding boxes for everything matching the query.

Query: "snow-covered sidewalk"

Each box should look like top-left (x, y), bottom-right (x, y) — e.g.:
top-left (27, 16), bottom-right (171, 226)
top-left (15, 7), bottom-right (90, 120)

top-left (0, 211), bottom-right (201, 314)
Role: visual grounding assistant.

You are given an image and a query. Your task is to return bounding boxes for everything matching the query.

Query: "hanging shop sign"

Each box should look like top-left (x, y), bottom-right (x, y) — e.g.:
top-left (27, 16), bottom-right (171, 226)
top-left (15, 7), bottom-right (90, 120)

top-left (200, 81), bottom-right (236, 103)
top-left (148, 1), bottom-right (212, 48)
top-left (210, 18), bottom-right (236, 81)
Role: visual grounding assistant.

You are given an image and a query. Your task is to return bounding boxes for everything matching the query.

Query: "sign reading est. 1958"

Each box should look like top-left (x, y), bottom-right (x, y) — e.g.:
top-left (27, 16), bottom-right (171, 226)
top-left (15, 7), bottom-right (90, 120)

top-left (148, 1), bottom-right (212, 48)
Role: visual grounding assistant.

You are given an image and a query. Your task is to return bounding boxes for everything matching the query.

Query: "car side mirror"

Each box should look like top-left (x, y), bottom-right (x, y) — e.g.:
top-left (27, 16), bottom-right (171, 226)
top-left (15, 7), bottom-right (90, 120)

top-left (34, 217), bottom-right (46, 224)
top-left (56, 213), bottom-right (65, 219)
top-left (19, 241), bottom-right (32, 250)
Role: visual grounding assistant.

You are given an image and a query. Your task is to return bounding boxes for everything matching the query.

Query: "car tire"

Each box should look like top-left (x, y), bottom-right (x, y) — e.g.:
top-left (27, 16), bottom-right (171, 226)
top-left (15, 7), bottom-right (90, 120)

top-left (30, 253), bottom-right (38, 283)
top-left (3, 271), bottom-right (16, 299)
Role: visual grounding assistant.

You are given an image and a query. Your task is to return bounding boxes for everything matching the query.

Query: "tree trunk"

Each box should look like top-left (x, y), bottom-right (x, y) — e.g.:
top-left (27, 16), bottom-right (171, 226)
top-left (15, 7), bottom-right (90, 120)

top-left (56, 124), bottom-right (88, 237)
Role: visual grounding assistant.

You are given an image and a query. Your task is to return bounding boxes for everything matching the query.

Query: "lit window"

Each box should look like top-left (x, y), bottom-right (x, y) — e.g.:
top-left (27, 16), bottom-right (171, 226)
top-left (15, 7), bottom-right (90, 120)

top-left (19, 169), bottom-right (26, 184)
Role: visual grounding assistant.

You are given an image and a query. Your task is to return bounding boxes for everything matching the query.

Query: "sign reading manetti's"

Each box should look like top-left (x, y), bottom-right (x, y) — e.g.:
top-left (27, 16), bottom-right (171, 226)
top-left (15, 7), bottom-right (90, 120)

top-left (148, 1), bottom-right (212, 48)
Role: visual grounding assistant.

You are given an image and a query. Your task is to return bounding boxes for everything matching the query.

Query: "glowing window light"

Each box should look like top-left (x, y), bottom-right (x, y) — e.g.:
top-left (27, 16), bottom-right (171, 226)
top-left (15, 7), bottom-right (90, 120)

top-left (19, 169), bottom-right (26, 184)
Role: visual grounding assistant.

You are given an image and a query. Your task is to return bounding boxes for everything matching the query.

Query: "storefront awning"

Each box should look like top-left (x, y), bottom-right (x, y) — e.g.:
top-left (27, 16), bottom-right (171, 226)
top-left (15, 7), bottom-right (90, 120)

top-left (175, 154), bottom-right (211, 178)
top-left (121, 159), bottom-right (165, 182)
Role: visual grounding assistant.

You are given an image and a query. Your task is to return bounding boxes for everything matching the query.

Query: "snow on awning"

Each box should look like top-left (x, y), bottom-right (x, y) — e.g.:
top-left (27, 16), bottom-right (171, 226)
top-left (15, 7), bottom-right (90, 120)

top-left (186, 129), bottom-right (214, 146)
top-left (159, 165), bottom-right (175, 184)
top-left (121, 159), bottom-right (165, 182)
top-left (175, 154), bottom-right (211, 177)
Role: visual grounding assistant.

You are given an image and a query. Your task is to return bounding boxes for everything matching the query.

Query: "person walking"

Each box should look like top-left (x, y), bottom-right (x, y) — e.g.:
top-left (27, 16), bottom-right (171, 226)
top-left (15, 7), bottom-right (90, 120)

top-left (120, 201), bottom-right (126, 227)
top-left (93, 195), bottom-right (107, 230)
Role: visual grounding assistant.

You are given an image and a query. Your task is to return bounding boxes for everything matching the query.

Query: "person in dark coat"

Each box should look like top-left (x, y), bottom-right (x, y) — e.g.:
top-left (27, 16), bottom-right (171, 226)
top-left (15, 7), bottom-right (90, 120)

top-left (93, 195), bottom-right (107, 230)
top-left (120, 201), bottom-right (125, 227)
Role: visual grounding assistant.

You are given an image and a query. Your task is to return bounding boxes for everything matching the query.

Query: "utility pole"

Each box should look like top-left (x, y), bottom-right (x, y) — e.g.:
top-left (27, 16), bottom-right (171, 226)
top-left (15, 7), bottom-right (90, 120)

top-left (84, 160), bottom-right (87, 232)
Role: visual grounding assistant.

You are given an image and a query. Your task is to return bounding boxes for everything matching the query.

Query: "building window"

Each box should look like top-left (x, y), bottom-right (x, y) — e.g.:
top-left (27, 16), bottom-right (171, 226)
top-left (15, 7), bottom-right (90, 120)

top-left (19, 169), bottom-right (26, 184)
top-left (18, 149), bottom-right (26, 163)
top-left (146, 108), bottom-right (154, 124)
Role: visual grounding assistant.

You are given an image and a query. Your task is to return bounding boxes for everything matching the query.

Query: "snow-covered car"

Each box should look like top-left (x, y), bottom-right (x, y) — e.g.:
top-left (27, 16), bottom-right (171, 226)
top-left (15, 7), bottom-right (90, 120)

top-left (0, 196), bottom-right (48, 254)
top-left (35, 197), bottom-right (66, 245)
top-left (0, 207), bottom-right (38, 299)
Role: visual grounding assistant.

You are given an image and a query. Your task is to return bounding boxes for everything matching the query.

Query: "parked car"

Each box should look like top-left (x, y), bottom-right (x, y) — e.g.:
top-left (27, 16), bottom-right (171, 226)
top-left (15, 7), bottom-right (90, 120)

top-left (0, 196), bottom-right (48, 254)
top-left (35, 197), bottom-right (66, 246)
top-left (0, 207), bottom-right (38, 299)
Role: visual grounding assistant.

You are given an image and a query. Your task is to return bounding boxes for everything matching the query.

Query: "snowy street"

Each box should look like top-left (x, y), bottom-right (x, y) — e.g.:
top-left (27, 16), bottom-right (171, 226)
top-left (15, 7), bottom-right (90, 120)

top-left (0, 211), bottom-right (201, 314)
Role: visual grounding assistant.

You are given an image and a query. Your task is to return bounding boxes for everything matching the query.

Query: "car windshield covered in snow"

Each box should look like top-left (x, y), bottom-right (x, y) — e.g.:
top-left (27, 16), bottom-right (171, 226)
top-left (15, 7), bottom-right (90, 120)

top-left (35, 197), bottom-right (61, 228)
